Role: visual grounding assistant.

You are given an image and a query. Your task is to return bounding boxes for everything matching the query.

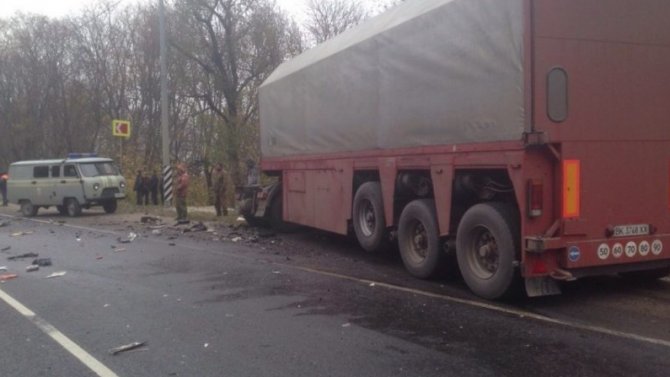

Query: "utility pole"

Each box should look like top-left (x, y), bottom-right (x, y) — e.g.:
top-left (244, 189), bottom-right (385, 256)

top-left (159, 0), bottom-right (173, 205)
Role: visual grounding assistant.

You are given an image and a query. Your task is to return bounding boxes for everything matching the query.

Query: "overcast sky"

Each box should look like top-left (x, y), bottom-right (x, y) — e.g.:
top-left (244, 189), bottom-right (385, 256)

top-left (0, 0), bottom-right (382, 21)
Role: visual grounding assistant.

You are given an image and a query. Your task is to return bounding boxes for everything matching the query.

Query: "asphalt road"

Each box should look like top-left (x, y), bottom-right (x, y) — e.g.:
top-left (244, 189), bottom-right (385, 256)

top-left (1, 206), bottom-right (669, 377)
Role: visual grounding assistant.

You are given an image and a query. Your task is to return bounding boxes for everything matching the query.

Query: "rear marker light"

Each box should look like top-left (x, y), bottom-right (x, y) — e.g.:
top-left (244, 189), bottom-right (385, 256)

top-left (531, 259), bottom-right (548, 274)
top-left (562, 160), bottom-right (580, 218)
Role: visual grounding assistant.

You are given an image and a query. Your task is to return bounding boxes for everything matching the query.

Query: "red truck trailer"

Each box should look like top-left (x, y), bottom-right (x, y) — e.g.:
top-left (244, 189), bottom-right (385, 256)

top-left (243, 0), bottom-right (670, 298)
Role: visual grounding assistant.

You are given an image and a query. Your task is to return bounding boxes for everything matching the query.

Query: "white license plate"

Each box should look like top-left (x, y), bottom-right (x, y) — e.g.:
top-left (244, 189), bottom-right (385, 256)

top-left (613, 224), bottom-right (650, 237)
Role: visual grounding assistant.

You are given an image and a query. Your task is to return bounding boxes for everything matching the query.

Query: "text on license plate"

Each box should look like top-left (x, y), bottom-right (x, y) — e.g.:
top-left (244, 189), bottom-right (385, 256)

top-left (613, 224), bottom-right (650, 237)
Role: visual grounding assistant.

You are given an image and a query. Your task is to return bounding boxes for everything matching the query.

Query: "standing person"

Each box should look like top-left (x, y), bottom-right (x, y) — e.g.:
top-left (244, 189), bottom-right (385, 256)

top-left (175, 163), bottom-right (189, 223)
top-left (134, 170), bottom-right (145, 205)
top-left (0, 171), bottom-right (8, 206)
top-left (246, 159), bottom-right (259, 185)
top-left (211, 163), bottom-right (228, 216)
top-left (149, 171), bottom-right (159, 205)
top-left (141, 174), bottom-right (150, 205)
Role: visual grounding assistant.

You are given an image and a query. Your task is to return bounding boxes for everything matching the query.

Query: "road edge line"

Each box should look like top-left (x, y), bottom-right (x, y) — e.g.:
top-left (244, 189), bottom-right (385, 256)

top-left (292, 265), bottom-right (670, 349)
top-left (0, 288), bottom-right (120, 377)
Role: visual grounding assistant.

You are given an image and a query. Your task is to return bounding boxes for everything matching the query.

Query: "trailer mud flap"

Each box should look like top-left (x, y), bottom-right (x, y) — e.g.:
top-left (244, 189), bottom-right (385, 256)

top-left (525, 277), bottom-right (561, 297)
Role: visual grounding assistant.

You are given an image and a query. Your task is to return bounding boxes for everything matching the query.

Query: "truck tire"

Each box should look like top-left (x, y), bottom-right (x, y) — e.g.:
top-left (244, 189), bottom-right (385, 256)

top-left (620, 267), bottom-right (670, 281)
top-left (56, 205), bottom-right (67, 215)
top-left (103, 199), bottom-right (117, 214)
top-left (20, 200), bottom-right (38, 217)
top-left (456, 202), bottom-right (520, 300)
top-left (397, 199), bottom-right (442, 278)
top-left (65, 198), bottom-right (82, 217)
top-left (353, 182), bottom-right (388, 252)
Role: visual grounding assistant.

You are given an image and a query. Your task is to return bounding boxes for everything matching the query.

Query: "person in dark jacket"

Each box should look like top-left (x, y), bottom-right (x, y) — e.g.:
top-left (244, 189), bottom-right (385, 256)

top-left (210, 163), bottom-right (228, 216)
top-left (149, 171), bottom-right (160, 205)
top-left (134, 170), bottom-right (147, 205)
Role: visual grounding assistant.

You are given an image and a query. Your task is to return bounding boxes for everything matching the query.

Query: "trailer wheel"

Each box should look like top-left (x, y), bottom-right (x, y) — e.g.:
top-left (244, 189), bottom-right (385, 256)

top-left (352, 182), bottom-right (387, 252)
top-left (456, 202), bottom-right (519, 299)
top-left (20, 200), bottom-right (38, 217)
top-left (65, 198), bottom-right (82, 217)
top-left (397, 199), bottom-right (441, 278)
top-left (103, 199), bottom-right (117, 214)
top-left (620, 267), bottom-right (670, 281)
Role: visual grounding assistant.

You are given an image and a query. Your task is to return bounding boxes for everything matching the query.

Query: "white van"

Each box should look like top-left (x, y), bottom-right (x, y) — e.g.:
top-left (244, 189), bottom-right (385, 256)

top-left (7, 156), bottom-right (127, 217)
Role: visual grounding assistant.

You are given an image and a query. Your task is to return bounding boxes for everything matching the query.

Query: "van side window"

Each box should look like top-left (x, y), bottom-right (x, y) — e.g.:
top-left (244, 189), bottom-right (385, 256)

top-left (34, 166), bottom-right (49, 178)
top-left (547, 67), bottom-right (568, 123)
top-left (64, 165), bottom-right (78, 178)
top-left (51, 166), bottom-right (61, 178)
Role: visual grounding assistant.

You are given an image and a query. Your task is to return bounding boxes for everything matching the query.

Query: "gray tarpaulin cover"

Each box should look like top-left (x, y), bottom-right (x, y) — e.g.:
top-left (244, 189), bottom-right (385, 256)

top-left (260, 0), bottom-right (525, 158)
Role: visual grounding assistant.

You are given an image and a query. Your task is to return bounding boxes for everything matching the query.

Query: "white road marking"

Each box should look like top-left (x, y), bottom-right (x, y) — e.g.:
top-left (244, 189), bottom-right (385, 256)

top-left (4, 212), bottom-right (670, 350)
top-left (0, 288), bottom-right (120, 377)
top-left (291, 265), bottom-right (670, 349)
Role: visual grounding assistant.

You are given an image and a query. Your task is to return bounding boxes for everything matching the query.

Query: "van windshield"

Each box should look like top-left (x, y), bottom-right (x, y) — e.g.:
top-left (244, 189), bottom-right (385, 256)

top-left (79, 162), bottom-right (120, 177)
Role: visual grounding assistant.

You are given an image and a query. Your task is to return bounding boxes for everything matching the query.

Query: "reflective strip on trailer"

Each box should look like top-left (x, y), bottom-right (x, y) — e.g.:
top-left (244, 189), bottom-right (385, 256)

top-left (562, 160), bottom-right (581, 218)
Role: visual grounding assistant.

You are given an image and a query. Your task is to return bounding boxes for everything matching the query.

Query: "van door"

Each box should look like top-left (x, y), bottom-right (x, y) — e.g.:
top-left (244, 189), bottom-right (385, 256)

top-left (31, 165), bottom-right (51, 205)
top-left (54, 164), bottom-right (83, 205)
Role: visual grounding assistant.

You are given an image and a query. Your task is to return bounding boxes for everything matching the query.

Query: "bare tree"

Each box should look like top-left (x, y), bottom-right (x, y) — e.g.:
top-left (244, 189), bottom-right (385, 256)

top-left (304, 0), bottom-right (367, 45)
top-left (171, 0), bottom-right (302, 183)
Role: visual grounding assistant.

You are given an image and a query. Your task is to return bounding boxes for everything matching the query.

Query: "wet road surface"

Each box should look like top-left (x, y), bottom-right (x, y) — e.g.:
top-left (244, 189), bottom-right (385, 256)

top-left (1, 207), bottom-right (669, 376)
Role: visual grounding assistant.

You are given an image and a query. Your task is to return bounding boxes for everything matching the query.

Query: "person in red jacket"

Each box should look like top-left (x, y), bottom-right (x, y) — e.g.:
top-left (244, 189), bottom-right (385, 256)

top-left (0, 172), bottom-right (8, 206)
top-left (174, 163), bottom-right (189, 224)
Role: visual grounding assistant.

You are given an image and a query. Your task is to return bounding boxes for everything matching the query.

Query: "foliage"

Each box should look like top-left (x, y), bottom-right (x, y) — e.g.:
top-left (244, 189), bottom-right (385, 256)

top-left (0, 0), bottom-right (397, 201)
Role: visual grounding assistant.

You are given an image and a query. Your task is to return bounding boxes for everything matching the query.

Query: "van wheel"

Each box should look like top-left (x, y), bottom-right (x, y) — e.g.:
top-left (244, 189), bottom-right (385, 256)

top-left (56, 205), bottom-right (67, 215)
top-left (65, 198), bottom-right (82, 217)
top-left (20, 200), bottom-right (38, 217)
top-left (352, 182), bottom-right (388, 252)
top-left (103, 200), bottom-right (117, 214)
top-left (456, 202), bottom-right (520, 300)
top-left (397, 199), bottom-right (442, 278)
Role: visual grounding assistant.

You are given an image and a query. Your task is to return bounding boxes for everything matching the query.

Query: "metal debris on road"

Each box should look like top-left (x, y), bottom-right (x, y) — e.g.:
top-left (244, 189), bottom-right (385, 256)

top-left (190, 222), bottom-right (208, 232)
top-left (141, 216), bottom-right (161, 224)
top-left (114, 248), bottom-right (127, 252)
top-left (32, 258), bottom-right (52, 267)
top-left (231, 237), bottom-right (243, 242)
top-left (11, 231), bottom-right (34, 237)
top-left (0, 266), bottom-right (7, 271)
top-left (26, 265), bottom-right (39, 272)
top-left (110, 341), bottom-right (147, 355)
top-left (117, 232), bottom-right (138, 244)
top-left (7, 252), bottom-right (39, 260)
top-left (0, 273), bottom-right (18, 282)
top-left (45, 271), bottom-right (67, 279)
